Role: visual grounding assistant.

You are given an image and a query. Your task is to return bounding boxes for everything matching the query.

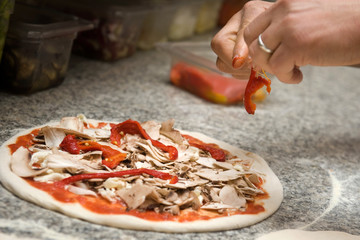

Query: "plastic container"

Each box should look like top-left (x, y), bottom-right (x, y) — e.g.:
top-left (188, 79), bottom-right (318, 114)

top-left (0, 3), bottom-right (93, 94)
top-left (168, 0), bottom-right (203, 41)
top-left (137, 0), bottom-right (177, 50)
top-left (195, 0), bottom-right (223, 34)
top-left (157, 42), bottom-right (250, 105)
top-left (0, 0), bottom-right (14, 62)
top-left (41, 0), bottom-right (149, 61)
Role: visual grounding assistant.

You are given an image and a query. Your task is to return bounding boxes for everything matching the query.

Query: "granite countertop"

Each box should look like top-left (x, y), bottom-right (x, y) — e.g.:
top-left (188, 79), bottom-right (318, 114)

top-left (0, 41), bottom-right (359, 240)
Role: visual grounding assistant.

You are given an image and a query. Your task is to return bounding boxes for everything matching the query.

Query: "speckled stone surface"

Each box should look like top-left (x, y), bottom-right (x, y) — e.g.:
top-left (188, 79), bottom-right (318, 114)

top-left (0, 40), bottom-right (359, 240)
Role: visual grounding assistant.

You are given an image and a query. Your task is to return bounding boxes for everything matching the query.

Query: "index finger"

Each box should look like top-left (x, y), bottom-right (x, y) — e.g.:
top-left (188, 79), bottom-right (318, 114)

top-left (211, 11), bottom-right (243, 70)
top-left (232, 1), bottom-right (274, 68)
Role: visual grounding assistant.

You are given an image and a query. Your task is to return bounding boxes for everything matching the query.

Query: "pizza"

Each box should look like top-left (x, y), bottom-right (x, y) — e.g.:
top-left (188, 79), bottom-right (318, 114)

top-left (0, 115), bottom-right (283, 232)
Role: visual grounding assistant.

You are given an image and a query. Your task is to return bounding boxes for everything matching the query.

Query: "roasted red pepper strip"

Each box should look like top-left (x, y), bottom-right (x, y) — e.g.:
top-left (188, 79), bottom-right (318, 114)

top-left (78, 141), bottom-right (127, 169)
top-left (110, 119), bottom-right (178, 160)
top-left (183, 134), bottom-right (226, 162)
top-left (59, 135), bottom-right (80, 154)
top-left (244, 68), bottom-right (271, 115)
top-left (54, 168), bottom-right (178, 188)
top-left (60, 136), bottom-right (127, 169)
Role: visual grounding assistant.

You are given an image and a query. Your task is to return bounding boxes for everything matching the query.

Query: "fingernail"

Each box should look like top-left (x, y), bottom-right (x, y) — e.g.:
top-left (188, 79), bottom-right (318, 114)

top-left (232, 55), bottom-right (246, 69)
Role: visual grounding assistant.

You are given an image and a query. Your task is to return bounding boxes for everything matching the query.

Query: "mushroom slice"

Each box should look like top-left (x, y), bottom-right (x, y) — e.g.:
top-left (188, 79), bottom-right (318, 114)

top-left (196, 157), bottom-right (234, 170)
top-left (56, 127), bottom-right (93, 140)
top-left (54, 148), bottom-right (103, 169)
top-left (163, 205), bottom-right (180, 215)
top-left (11, 147), bottom-right (47, 177)
top-left (163, 181), bottom-right (187, 189)
top-left (83, 128), bottom-right (111, 139)
top-left (196, 157), bottom-right (217, 168)
top-left (177, 191), bottom-right (201, 210)
top-left (60, 117), bottom-right (84, 132)
top-left (34, 172), bottom-right (71, 182)
top-left (46, 154), bottom-right (85, 173)
top-left (247, 173), bottom-right (262, 186)
top-left (43, 124), bottom-right (93, 142)
top-left (141, 120), bottom-right (161, 140)
top-left (42, 126), bottom-right (66, 148)
top-left (136, 140), bottom-right (171, 162)
top-left (209, 188), bottom-right (221, 202)
top-left (228, 158), bottom-right (254, 171)
top-left (134, 160), bottom-right (152, 169)
top-left (145, 155), bottom-right (169, 168)
top-left (160, 119), bottom-right (184, 145)
top-left (29, 150), bottom-right (52, 169)
top-left (45, 151), bottom-right (106, 174)
top-left (203, 185), bottom-right (222, 202)
top-left (147, 190), bottom-right (173, 206)
top-left (179, 178), bottom-right (209, 188)
top-left (165, 191), bottom-right (179, 202)
top-left (201, 202), bottom-right (238, 210)
top-left (117, 180), bottom-right (154, 209)
top-left (213, 161), bottom-right (235, 170)
top-left (30, 144), bottom-right (49, 152)
top-left (65, 182), bottom-right (97, 197)
top-left (219, 185), bottom-right (246, 208)
top-left (98, 188), bottom-right (118, 203)
top-left (195, 169), bottom-right (243, 181)
top-left (101, 177), bottom-right (127, 190)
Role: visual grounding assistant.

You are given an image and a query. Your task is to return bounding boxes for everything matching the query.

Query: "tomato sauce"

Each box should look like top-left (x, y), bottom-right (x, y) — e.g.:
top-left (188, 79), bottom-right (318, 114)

top-left (8, 129), bottom-right (39, 154)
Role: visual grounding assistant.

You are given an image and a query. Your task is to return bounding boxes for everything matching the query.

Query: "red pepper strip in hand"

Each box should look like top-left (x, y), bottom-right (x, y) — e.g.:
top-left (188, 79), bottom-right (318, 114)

top-left (183, 134), bottom-right (226, 162)
top-left (78, 141), bottom-right (127, 169)
top-left (59, 135), bottom-right (80, 154)
top-left (110, 119), bottom-right (178, 160)
top-left (54, 168), bottom-right (178, 188)
top-left (244, 68), bottom-right (271, 115)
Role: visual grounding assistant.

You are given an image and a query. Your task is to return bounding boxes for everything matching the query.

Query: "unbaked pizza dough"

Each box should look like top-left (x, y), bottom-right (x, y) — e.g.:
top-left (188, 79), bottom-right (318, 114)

top-left (256, 229), bottom-right (360, 240)
top-left (0, 118), bottom-right (283, 232)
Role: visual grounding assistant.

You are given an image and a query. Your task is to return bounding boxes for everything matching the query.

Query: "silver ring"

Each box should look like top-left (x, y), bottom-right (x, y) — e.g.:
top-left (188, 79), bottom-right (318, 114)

top-left (258, 34), bottom-right (273, 54)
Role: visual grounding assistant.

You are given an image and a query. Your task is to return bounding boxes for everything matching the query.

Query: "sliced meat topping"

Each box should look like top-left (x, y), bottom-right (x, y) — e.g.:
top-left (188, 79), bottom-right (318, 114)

top-left (117, 180), bottom-right (154, 209)
top-left (195, 169), bottom-right (243, 181)
top-left (160, 119), bottom-right (184, 145)
top-left (11, 147), bottom-right (48, 177)
top-left (66, 183), bottom-right (97, 197)
top-left (136, 140), bottom-right (171, 162)
top-left (42, 126), bottom-right (66, 148)
top-left (60, 117), bottom-right (84, 132)
top-left (141, 120), bottom-right (161, 140)
top-left (219, 185), bottom-right (246, 208)
top-left (10, 116), bottom-right (265, 215)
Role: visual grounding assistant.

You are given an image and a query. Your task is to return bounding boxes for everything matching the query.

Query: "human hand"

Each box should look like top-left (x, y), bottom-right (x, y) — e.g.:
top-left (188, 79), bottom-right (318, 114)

top-left (211, 1), bottom-right (273, 79)
top-left (212, 0), bottom-right (360, 84)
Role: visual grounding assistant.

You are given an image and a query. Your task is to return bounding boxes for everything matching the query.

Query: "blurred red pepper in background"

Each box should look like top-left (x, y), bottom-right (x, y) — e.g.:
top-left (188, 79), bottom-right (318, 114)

top-left (170, 62), bottom-right (248, 105)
